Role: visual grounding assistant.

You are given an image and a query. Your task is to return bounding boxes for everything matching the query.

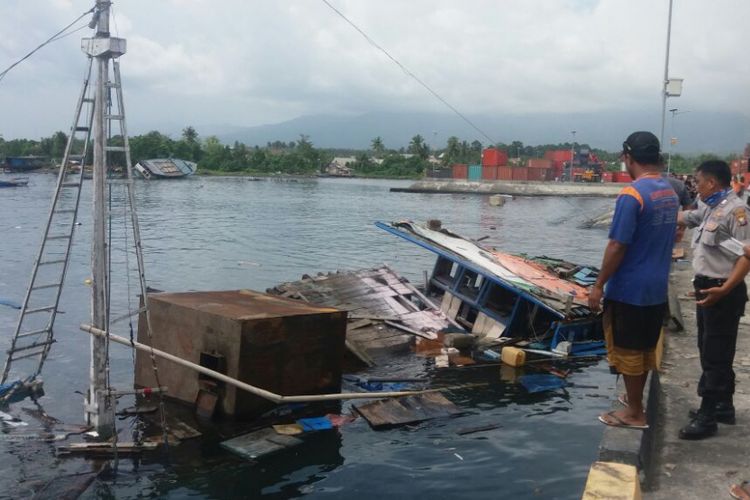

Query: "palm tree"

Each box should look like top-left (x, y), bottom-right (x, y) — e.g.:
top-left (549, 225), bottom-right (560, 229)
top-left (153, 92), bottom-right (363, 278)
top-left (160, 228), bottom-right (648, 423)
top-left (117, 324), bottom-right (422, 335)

top-left (409, 134), bottom-right (429, 160)
top-left (371, 136), bottom-right (385, 158)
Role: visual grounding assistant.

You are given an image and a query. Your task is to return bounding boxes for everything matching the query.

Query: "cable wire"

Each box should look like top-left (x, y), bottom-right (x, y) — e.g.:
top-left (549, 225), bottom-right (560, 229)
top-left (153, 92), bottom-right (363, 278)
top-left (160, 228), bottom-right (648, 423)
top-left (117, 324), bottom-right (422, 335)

top-left (320, 0), bottom-right (497, 145)
top-left (0, 5), bottom-right (96, 84)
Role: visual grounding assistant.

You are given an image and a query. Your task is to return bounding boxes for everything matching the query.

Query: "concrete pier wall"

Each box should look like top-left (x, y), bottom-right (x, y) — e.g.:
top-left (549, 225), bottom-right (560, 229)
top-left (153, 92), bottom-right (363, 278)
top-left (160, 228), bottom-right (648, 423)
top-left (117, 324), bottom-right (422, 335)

top-left (392, 179), bottom-right (626, 197)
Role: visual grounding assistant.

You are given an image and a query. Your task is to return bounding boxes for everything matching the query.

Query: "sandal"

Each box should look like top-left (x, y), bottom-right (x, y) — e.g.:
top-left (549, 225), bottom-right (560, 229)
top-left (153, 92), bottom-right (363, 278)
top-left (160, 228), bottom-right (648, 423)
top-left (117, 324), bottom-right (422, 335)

top-left (598, 410), bottom-right (649, 430)
top-left (730, 481), bottom-right (750, 500)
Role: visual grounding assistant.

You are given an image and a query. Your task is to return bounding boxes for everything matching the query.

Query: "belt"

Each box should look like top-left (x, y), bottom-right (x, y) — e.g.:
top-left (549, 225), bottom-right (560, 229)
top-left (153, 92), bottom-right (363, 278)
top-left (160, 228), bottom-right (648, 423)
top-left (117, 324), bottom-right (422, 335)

top-left (694, 275), bottom-right (727, 286)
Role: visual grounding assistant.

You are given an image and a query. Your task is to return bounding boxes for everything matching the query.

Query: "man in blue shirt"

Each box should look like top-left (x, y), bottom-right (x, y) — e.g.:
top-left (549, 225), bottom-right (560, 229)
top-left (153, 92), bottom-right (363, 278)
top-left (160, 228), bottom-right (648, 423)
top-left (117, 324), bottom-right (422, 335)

top-left (589, 131), bottom-right (678, 429)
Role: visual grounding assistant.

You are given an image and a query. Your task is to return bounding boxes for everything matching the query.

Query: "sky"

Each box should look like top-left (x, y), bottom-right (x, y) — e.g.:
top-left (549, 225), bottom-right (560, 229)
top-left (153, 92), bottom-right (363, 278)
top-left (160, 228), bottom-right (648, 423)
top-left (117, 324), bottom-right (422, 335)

top-left (0, 0), bottom-right (748, 148)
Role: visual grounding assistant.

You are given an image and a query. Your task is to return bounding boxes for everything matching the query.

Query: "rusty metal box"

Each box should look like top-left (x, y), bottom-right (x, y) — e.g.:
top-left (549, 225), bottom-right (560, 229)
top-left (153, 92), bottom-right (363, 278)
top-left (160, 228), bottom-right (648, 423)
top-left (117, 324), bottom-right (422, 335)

top-left (135, 289), bottom-right (346, 418)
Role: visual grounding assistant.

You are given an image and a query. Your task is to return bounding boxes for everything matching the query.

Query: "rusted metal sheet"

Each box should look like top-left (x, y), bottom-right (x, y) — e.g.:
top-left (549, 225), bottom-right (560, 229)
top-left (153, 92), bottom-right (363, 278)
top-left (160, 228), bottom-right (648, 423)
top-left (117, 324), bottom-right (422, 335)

top-left (354, 392), bottom-right (461, 428)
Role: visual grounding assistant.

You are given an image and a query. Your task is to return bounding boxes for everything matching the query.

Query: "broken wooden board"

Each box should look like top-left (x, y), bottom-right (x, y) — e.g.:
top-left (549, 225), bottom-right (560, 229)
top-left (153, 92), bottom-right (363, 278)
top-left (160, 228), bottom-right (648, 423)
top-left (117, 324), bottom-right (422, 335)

top-left (57, 442), bottom-right (159, 456)
top-left (354, 392), bottom-right (461, 429)
top-left (220, 427), bottom-right (303, 460)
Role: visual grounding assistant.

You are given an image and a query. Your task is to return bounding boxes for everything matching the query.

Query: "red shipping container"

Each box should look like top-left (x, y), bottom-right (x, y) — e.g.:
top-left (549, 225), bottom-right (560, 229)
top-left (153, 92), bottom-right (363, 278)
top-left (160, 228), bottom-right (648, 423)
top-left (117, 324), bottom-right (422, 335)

top-left (527, 158), bottom-right (552, 169)
top-left (482, 166), bottom-right (497, 180)
top-left (452, 163), bottom-right (468, 179)
top-left (512, 167), bottom-right (529, 181)
top-left (544, 150), bottom-right (573, 162)
top-left (526, 168), bottom-right (544, 181)
top-left (613, 171), bottom-right (633, 183)
top-left (482, 148), bottom-right (509, 167)
top-left (497, 166), bottom-right (513, 180)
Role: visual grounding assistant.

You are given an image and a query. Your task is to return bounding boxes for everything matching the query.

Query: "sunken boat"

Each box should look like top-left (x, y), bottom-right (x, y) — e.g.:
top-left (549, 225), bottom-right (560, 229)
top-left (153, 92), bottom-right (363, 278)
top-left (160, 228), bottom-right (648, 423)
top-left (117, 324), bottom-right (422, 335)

top-left (375, 221), bottom-right (603, 355)
top-left (134, 158), bottom-right (197, 179)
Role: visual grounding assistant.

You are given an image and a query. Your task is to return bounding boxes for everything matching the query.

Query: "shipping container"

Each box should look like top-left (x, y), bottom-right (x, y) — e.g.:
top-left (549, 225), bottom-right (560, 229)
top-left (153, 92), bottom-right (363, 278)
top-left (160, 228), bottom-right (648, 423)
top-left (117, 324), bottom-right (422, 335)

top-left (452, 163), bottom-right (468, 179)
top-left (612, 171), bottom-right (633, 183)
top-left (527, 158), bottom-right (552, 169)
top-left (482, 148), bottom-right (509, 167)
top-left (497, 166), bottom-right (513, 181)
top-left (468, 164), bottom-right (482, 181)
top-left (516, 167), bottom-right (546, 181)
top-left (482, 165), bottom-right (497, 181)
top-left (512, 166), bottom-right (529, 181)
top-left (544, 150), bottom-right (573, 162)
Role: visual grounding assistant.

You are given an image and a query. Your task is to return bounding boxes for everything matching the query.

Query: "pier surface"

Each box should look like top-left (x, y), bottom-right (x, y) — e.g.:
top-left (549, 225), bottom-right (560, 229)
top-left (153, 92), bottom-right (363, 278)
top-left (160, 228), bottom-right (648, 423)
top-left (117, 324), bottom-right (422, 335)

top-left (392, 179), bottom-right (625, 197)
top-left (645, 248), bottom-right (750, 498)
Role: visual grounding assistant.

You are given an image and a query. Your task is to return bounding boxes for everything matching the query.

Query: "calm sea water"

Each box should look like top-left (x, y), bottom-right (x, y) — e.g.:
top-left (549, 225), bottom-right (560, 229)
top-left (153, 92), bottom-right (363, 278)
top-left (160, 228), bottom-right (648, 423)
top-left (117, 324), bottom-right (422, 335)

top-left (0, 174), bottom-right (614, 499)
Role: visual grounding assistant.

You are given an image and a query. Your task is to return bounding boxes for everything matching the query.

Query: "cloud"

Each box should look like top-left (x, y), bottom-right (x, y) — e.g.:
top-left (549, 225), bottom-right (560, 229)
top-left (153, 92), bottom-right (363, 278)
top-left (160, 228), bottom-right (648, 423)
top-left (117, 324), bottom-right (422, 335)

top-left (0, 0), bottom-right (748, 140)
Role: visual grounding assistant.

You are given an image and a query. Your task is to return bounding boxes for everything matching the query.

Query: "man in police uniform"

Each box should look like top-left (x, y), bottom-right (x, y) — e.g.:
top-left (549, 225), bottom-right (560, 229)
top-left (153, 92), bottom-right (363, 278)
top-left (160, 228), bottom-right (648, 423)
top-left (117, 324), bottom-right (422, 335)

top-left (678, 160), bottom-right (750, 439)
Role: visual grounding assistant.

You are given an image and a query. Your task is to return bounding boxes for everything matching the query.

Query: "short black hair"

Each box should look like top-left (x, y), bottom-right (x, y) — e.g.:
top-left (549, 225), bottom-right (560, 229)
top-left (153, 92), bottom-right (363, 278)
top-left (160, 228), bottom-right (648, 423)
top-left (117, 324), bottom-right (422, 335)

top-left (696, 160), bottom-right (731, 188)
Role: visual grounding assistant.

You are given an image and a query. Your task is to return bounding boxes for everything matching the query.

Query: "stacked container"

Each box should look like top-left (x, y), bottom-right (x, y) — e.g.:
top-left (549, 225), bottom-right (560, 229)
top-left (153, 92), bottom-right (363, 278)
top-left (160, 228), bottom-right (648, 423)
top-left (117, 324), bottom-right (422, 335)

top-left (498, 166), bottom-right (513, 181)
top-left (481, 166), bottom-right (497, 180)
top-left (468, 164), bottom-right (482, 181)
top-left (481, 148), bottom-right (509, 181)
top-left (452, 163), bottom-right (468, 179)
top-left (512, 167), bottom-right (529, 181)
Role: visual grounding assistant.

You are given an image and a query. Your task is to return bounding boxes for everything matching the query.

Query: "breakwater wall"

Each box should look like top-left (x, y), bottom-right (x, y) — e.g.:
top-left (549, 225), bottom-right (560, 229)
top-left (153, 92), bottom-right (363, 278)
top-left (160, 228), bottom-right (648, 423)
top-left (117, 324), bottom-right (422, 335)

top-left (392, 179), bottom-right (625, 197)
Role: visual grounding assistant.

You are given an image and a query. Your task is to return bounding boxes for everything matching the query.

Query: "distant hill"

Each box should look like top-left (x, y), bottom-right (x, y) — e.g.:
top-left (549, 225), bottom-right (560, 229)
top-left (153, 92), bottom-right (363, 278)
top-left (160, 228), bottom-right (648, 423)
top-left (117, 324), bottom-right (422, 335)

top-left (187, 110), bottom-right (750, 154)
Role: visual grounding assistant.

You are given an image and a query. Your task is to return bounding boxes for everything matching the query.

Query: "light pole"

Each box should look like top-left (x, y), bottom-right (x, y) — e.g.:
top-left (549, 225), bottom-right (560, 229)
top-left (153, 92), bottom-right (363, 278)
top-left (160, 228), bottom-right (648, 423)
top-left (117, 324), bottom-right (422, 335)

top-left (569, 130), bottom-right (576, 181)
top-left (667, 108), bottom-right (689, 174)
top-left (660, 0), bottom-right (684, 146)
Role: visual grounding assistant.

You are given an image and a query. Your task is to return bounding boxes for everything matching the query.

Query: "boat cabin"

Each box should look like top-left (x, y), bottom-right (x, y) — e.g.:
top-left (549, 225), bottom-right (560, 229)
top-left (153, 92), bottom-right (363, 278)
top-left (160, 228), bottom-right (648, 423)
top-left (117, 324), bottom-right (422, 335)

top-left (377, 221), bottom-right (602, 353)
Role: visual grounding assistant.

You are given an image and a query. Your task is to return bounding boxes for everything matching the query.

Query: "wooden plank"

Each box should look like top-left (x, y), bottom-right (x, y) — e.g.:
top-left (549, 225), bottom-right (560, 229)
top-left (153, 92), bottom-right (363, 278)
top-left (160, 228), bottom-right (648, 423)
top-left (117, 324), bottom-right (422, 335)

top-left (220, 427), bottom-right (303, 460)
top-left (354, 392), bottom-right (461, 428)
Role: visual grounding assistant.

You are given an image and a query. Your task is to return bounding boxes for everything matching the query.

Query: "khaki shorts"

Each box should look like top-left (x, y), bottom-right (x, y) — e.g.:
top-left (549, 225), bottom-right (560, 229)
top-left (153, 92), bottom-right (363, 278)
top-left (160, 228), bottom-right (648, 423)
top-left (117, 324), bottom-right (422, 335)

top-left (603, 302), bottom-right (663, 376)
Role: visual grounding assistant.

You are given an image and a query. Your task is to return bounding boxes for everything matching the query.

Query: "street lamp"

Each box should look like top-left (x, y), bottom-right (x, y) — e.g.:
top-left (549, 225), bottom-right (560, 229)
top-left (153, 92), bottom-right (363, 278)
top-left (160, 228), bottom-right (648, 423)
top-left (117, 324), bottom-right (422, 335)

top-left (660, 0), bottom-right (684, 146)
top-left (667, 108), bottom-right (690, 174)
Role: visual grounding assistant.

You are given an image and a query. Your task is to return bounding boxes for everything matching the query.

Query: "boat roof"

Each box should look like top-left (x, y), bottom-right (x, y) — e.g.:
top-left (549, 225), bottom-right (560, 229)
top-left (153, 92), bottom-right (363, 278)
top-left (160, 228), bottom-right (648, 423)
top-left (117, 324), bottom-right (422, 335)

top-left (376, 221), bottom-right (595, 318)
top-left (138, 158), bottom-right (196, 175)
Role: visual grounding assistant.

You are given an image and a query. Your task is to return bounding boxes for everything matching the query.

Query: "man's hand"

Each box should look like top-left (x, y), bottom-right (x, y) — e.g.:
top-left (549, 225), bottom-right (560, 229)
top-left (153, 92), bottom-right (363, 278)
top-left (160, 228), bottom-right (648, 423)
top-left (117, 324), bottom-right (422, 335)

top-left (696, 286), bottom-right (728, 307)
top-left (744, 244), bottom-right (750, 260)
top-left (588, 284), bottom-right (603, 312)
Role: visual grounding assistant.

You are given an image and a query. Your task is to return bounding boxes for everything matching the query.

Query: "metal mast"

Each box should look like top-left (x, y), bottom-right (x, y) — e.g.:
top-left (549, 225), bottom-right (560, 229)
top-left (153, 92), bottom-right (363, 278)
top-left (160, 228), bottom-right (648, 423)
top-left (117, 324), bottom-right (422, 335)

top-left (81, 0), bottom-right (125, 438)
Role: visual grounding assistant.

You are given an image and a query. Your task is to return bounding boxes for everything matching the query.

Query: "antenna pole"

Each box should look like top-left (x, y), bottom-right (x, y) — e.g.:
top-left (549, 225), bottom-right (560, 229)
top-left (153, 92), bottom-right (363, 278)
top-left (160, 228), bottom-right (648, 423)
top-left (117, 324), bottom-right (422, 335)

top-left (81, 0), bottom-right (126, 439)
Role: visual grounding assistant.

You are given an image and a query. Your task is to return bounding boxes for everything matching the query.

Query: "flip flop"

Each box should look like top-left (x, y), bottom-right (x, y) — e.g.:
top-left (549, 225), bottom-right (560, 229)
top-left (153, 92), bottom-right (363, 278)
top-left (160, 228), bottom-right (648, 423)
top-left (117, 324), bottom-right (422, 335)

top-left (617, 394), bottom-right (629, 407)
top-left (730, 481), bottom-right (750, 500)
top-left (598, 410), bottom-right (649, 430)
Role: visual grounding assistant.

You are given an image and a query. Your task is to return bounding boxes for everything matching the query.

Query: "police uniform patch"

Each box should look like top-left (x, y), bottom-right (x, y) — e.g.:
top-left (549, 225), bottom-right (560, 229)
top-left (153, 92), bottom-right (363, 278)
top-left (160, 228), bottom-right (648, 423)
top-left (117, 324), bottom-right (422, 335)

top-left (705, 220), bottom-right (719, 231)
top-left (734, 208), bottom-right (748, 226)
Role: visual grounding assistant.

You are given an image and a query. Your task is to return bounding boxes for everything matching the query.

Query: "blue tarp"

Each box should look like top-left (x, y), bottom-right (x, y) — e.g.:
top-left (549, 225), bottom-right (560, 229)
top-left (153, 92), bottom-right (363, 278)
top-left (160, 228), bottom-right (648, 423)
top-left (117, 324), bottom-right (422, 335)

top-left (519, 374), bottom-right (567, 393)
top-left (297, 416), bottom-right (333, 432)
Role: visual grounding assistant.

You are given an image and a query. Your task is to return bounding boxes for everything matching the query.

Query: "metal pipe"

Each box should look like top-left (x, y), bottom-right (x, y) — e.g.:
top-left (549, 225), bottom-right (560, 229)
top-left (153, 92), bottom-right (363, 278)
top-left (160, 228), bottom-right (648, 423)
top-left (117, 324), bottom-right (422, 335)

top-left (79, 324), bottom-right (434, 403)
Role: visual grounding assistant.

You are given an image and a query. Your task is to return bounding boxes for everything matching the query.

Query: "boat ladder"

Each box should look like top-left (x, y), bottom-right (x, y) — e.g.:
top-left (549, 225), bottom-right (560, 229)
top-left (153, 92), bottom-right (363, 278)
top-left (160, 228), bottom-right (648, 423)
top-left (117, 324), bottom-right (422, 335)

top-left (1, 58), bottom-right (138, 386)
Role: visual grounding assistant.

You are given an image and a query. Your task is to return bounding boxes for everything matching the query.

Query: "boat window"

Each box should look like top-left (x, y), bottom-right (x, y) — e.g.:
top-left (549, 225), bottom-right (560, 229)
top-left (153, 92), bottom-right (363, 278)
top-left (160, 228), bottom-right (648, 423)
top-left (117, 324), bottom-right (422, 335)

top-left (456, 302), bottom-right (479, 329)
top-left (457, 269), bottom-right (483, 300)
top-left (432, 257), bottom-right (458, 287)
top-left (483, 283), bottom-right (517, 318)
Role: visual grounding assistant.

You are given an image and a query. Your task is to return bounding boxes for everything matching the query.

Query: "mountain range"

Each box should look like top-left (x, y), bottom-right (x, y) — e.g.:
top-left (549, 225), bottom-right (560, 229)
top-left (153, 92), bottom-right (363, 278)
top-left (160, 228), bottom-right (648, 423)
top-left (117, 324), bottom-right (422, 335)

top-left (154, 110), bottom-right (750, 155)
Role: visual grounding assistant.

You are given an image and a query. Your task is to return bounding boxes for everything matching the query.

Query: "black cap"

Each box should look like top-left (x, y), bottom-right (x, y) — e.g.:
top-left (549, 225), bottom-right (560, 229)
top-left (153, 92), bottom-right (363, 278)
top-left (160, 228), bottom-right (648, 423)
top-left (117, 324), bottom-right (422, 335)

top-left (622, 131), bottom-right (661, 163)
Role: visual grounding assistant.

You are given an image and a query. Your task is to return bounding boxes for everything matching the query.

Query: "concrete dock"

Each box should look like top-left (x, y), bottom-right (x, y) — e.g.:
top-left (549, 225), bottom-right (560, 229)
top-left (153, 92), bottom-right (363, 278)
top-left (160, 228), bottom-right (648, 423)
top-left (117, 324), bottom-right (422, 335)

top-left (392, 179), bottom-right (625, 197)
top-left (645, 257), bottom-right (750, 499)
top-left (591, 238), bottom-right (750, 498)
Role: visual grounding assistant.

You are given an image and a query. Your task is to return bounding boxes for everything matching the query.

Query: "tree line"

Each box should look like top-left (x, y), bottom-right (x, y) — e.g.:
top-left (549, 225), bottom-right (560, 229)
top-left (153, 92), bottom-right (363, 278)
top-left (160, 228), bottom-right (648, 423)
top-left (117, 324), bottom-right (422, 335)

top-left (0, 128), bottom-right (739, 177)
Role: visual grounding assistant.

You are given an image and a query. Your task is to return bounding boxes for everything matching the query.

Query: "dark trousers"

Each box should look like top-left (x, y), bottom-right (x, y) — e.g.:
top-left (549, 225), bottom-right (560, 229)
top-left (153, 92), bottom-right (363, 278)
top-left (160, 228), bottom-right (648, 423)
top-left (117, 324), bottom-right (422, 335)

top-left (694, 277), bottom-right (747, 403)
